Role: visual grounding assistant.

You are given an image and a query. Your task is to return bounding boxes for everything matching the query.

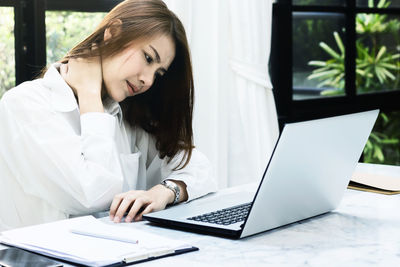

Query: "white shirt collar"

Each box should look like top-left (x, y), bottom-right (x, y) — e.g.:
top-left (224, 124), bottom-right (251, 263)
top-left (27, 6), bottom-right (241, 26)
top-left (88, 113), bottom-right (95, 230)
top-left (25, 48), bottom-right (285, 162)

top-left (42, 63), bottom-right (123, 125)
top-left (43, 63), bottom-right (78, 113)
top-left (103, 96), bottom-right (123, 126)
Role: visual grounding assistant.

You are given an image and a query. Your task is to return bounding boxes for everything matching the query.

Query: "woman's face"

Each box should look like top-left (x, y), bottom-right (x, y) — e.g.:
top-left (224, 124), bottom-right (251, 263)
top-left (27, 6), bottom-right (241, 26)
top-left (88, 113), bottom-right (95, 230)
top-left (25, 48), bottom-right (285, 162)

top-left (102, 34), bottom-right (175, 102)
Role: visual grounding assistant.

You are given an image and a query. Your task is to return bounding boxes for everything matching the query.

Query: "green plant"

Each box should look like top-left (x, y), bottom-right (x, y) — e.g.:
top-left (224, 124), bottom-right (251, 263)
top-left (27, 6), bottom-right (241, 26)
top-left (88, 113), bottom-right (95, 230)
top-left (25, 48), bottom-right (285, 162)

top-left (364, 113), bottom-right (399, 163)
top-left (307, 0), bottom-right (400, 165)
top-left (46, 11), bottom-right (105, 64)
top-left (307, 31), bottom-right (345, 95)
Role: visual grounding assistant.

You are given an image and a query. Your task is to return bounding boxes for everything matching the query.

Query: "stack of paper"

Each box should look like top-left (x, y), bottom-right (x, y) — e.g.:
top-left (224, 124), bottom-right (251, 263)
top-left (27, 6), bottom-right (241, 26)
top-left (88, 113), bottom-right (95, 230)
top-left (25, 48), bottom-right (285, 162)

top-left (0, 216), bottom-right (196, 266)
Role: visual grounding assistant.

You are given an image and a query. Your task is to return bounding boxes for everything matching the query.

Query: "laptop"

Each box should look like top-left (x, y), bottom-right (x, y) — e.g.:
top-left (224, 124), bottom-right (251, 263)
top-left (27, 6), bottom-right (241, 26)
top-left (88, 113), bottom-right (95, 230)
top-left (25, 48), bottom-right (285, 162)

top-left (143, 110), bottom-right (379, 239)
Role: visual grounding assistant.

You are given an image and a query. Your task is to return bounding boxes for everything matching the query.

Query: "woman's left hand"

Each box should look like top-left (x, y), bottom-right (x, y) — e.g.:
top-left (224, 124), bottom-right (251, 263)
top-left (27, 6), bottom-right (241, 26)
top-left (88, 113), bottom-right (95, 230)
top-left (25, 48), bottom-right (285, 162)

top-left (109, 184), bottom-right (175, 223)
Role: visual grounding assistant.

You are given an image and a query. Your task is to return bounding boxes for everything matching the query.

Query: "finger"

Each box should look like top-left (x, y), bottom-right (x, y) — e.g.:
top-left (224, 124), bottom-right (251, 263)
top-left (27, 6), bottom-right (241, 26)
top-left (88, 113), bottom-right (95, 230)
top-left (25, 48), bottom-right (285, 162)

top-left (109, 194), bottom-right (125, 220)
top-left (135, 204), bottom-right (154, 221)
top-left (114, 196), bottom-right (135, 223)
top-left (126, 198), bottom-right (148, 223)
top-left (60, 63), bottom-right (68, 76)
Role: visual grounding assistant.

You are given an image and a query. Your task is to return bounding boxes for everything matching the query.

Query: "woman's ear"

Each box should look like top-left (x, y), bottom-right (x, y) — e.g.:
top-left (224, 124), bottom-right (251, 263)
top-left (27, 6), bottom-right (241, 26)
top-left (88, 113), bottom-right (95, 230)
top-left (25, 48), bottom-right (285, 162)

top-left (104, 19), bottom-right (123, 41)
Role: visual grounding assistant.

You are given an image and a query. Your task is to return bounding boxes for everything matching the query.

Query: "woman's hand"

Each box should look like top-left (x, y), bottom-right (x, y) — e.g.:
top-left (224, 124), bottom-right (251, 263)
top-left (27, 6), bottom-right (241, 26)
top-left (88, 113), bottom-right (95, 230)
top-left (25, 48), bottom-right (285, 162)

top-left (60, 56), bottom-right (104, 114)
top-left (109, 184), bottom-right (176, 223)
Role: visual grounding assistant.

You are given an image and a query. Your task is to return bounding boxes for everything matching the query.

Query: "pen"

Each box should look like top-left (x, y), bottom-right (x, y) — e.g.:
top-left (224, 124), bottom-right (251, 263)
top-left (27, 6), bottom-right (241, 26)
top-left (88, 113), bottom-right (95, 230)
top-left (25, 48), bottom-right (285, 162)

top-left (70, 229), bottom-right (139, 244)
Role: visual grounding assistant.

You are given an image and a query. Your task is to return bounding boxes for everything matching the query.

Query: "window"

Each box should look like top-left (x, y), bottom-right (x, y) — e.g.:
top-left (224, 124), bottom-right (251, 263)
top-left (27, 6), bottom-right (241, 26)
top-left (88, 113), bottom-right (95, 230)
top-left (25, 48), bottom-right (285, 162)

top-left (271, 0), bottom-right (400, 165)
top-left (293, 12), bottom-right (346, 100)
top-left (46, 11), bottom-right (105, 64)
top-left (0, 5), bottom-right (15, 97)
top-left (0, 0), bottom-right (120, 97)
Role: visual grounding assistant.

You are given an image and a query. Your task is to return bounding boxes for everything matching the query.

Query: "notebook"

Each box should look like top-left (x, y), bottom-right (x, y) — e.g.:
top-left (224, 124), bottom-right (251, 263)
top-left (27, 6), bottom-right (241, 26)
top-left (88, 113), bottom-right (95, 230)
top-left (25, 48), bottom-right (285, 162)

top-left (0, 216), bottom-right (197, 266)
top-left (143, 110), bottom-right (379, 239)
top-left (349, 162), bottom-right (400, 195)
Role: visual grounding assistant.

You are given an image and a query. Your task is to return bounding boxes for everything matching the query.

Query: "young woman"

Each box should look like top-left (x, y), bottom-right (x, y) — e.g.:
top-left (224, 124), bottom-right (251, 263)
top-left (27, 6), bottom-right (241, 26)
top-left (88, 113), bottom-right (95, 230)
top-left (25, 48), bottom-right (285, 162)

top-left (0, 0), bottom-right (216, 230)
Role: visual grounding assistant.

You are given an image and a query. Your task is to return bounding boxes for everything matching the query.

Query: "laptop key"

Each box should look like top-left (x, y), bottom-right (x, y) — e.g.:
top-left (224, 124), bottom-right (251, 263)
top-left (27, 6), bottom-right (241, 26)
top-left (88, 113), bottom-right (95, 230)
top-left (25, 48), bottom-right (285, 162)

top-left (187, 202), bottom-right (252, 226)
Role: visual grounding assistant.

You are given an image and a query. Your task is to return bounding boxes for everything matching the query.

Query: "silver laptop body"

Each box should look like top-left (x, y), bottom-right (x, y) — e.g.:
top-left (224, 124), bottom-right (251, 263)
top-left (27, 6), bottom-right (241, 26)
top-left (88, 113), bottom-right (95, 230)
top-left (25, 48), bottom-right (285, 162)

top-left (143, 110), bottom-right (379, 238)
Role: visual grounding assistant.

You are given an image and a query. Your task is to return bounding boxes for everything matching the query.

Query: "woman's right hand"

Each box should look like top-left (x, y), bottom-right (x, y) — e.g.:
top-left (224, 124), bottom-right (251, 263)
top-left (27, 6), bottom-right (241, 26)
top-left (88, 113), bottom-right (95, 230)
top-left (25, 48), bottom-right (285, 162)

top-left (60, 56), bottom-right (104, 114)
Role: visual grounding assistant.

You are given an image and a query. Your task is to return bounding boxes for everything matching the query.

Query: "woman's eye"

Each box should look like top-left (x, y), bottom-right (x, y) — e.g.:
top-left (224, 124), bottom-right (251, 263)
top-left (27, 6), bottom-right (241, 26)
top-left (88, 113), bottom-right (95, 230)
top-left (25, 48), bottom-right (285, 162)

top-left (144, 53), bottom-right (153, 64)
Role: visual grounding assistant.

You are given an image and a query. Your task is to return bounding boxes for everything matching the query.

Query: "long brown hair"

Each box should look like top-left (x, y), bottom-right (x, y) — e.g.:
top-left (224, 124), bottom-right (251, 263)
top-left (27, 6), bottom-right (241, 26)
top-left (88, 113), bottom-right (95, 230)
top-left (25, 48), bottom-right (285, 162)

top-left (63, 0), bottom-right (194, 169)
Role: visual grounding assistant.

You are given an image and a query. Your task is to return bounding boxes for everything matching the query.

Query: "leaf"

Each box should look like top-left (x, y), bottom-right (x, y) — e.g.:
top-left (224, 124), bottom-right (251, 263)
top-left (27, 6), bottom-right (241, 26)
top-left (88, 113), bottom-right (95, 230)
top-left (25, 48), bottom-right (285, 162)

top-left (381, 139), bottom-right (400, 144)
top-left (356, 69), bottom-right (366, 76)
top-left (376, 46), bottom-right (386, 61)
top-left (369, 132), bottom-right (381, 142)
top-left (379, 62), bottom-right (397, 70)
top-left (308, 69), bottom-right (340, 80)
top-left (380, 68), bottom-right (396, 80)
top-left (368, 0), bottom-right (374, 8)
top-left (381, 112), bottom-right (389, 123)
top-left (320, 88), bottom-right (344, 96)
top-left (334, 32), bottom-right (345, 55)
top-left (320, 42), bottom-right (341, 60)
top-left (378, 0), bottom-right (390, 8)
top-left (375, 67), bottom-right (385, 83)
top-left (373, 146), bottom-right (385, 162)
top-left (308, 61), bottom-right (326, 67)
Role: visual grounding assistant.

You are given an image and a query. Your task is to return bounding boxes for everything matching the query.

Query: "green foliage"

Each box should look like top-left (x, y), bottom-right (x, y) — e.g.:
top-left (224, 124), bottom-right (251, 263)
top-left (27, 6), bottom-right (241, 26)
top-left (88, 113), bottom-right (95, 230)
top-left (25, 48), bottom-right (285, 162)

top-left (356, 43), bottom-right (400, 92)
top-left (307, 32), bottom-right (345, 94)
top-left (0, 7), bottom-right (16, 98)
top-left (0, 10), bottom-right (105, 98)
top-left (364, 112), bottom-right (400, 165)
top-left (293, 15), bottom-right (342, 76)
top-left (307, 0), bottom-right (400, 165)
top-left (308, 32), bottom-right (400, 94)
top-left (46, 11), bottom-right (105, 64)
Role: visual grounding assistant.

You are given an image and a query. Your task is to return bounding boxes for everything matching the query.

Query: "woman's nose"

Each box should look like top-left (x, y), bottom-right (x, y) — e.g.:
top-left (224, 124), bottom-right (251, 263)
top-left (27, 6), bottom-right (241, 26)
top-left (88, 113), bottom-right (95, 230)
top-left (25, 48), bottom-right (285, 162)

top-left (139, 71), bottom-right (155, 88)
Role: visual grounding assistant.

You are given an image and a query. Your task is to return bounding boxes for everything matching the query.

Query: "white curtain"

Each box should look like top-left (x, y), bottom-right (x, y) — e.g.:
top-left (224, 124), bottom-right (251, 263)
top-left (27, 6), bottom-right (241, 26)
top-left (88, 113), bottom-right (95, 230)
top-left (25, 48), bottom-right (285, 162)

top-left (164, 0), bottom-right (279, 188)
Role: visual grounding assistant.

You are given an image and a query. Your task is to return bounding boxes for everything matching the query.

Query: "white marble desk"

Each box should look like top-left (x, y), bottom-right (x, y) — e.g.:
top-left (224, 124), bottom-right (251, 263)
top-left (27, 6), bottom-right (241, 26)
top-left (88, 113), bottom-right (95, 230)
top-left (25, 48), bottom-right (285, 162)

top-left (97, 187), bottom-right (399, 267)
top-left (1, 187), bottom-right (399, 266)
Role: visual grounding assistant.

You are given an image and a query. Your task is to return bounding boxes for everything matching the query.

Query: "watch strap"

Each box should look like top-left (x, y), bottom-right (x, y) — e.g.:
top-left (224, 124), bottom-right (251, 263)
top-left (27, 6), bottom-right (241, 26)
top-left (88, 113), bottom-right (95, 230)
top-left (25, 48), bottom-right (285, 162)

top-left (161, 180), bottom-right (180, 205)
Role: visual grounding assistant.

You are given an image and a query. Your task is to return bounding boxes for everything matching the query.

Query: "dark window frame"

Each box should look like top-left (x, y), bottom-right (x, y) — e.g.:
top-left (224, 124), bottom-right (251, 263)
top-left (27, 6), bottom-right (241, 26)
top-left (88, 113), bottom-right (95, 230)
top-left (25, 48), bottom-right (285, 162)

top-left (0, 0), bottom-right (122, 87)
top-left (270, 0), bottom-right (400, 130)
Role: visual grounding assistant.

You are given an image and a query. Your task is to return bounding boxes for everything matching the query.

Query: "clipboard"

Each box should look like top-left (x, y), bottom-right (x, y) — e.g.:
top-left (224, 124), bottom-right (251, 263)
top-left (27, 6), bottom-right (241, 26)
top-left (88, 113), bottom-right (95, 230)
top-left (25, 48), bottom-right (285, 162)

top-left (0, 246), bottom-right (198, 267)
top-left (0, 216), bottom-right (198, 267)
top-left (105, 246), bottom-right (199, 267)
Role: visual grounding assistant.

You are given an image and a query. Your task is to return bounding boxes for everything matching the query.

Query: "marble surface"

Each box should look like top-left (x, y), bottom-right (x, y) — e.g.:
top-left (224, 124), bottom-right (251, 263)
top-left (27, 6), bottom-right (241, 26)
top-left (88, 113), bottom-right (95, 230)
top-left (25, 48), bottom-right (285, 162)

top-left (1, 188), bottom-right (399, 266)
top-left (99, 187), bottom-right (400, 267)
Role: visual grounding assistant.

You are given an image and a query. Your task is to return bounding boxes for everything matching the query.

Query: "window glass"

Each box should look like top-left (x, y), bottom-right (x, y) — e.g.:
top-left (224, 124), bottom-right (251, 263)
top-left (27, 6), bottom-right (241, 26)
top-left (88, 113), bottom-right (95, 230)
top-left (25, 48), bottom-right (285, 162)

top-left (293, 12), bottom-right (346, 100)
top-left (364, 111), bottom-right (400, 165)
top-left (293, 0), bottom-right (346, 6)
top-left (357, 0), bottom-right (400, 8)
top-left (46, 11), bottom-right (106, 64)
top-left (0, 7), bottom-right (15, 98)
top-left (356, 13), bottom-right (400, 95)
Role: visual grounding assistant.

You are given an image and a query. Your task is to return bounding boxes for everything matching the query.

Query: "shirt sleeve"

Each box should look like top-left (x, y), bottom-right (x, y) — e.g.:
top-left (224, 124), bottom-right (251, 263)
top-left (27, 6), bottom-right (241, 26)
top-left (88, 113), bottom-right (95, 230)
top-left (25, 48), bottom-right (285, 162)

top-left (160, 148), bottom-right (218, 201)
top-left (0, 92), bottom-right (124, 215)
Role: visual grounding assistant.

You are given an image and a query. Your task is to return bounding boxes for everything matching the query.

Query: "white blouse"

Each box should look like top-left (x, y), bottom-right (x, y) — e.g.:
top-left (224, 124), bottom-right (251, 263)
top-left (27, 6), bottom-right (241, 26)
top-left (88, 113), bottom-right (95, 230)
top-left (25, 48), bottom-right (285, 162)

top-left (0, 63), bottom-right (216, 231)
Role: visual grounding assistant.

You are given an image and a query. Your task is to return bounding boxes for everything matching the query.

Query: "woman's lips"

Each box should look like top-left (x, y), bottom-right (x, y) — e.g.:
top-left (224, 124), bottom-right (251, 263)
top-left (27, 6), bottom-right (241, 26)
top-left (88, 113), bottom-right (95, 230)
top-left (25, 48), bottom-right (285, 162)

top-left (126, 81), bottom-right (138, 95)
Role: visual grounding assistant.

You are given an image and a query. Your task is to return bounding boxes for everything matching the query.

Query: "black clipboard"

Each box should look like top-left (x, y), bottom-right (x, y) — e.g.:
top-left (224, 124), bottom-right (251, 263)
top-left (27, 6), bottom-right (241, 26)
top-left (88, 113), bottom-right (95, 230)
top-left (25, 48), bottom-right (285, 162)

top-left (0, 246), bottom-right (199, 267)
top-left (106, 246), bottom-right (199, 267)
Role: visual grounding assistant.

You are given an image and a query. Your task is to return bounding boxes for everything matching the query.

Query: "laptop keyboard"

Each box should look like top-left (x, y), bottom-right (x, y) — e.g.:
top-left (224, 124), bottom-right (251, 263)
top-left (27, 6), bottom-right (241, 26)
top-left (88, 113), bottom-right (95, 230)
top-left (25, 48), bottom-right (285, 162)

top-left (187, 202), bottom-right (252, 225)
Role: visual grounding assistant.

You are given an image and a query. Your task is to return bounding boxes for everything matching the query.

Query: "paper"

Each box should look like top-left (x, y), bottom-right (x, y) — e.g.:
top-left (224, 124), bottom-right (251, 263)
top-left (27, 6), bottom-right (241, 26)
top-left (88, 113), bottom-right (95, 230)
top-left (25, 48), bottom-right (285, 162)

top-left (0, 216), bottom-right (193, 266)
top-left (70, 218), bottom-right (139, 244)
top-left (349, 163), bottom-right (400, 195)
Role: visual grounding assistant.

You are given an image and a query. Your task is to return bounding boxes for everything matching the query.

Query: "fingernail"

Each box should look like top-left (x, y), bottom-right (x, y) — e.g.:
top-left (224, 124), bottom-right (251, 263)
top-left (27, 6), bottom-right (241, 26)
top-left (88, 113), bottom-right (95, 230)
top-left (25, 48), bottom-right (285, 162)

top-left (109, 215), bottom-right (114, 220)
top-left (125, 216), bottom-right (132, 223)
top-left (113, 216), bottom-right (120, 223)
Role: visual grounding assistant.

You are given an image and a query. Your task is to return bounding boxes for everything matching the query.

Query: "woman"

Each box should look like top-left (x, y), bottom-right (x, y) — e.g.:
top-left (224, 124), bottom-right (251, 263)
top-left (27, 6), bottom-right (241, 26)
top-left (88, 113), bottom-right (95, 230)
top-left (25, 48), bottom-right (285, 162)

top-left (0, 0), bottom-right (216, 230)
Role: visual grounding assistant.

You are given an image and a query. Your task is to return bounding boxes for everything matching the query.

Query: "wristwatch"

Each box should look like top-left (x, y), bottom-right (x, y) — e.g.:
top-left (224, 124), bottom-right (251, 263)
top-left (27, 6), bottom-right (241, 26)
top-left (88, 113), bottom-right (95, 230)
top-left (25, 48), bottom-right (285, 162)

top-left (161, 180), bottom-right (180, 205)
